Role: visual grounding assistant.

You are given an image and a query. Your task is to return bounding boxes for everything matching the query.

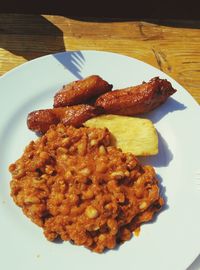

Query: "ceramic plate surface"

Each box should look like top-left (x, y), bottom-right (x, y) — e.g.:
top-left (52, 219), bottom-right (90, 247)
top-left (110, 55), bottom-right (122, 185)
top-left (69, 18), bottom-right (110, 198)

top-left (0, 50), bottom-right (199, 270)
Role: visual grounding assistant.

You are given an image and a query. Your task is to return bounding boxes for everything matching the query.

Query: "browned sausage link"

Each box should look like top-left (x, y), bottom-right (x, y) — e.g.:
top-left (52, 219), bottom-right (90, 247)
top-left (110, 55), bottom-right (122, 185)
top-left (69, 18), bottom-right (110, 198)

top-left (95, 77), bottom-right (177, 116)
top-left (56, 105), bottom-right (99, 127)
top-left (27, 105), bottom-right (99, 134)
top-left (53, 75), bottom-right (113, 107)
top-left (27, 109), bottom-right (60, 134)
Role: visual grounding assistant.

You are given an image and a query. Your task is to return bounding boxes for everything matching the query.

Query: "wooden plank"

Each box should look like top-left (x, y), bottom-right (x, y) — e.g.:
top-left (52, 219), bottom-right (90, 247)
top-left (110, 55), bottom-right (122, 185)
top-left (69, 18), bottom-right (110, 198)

top-left (0, 14), bottom-right (199, 103)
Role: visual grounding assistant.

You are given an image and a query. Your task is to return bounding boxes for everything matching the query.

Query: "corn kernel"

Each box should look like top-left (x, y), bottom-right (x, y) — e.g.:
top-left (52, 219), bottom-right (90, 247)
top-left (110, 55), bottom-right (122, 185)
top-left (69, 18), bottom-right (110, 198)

top-left (139, 201), bottom-right (147, 210)
top-left (90, 139), bottom-right (97, 146)
top-left (99, 145), bottom-right (106, 155)
top-left (85, 206), bottom-right (98, 219)
top-left (80, 168), bottom-right (91, 177)
top-left (110, 171), bottom-right (124, 179)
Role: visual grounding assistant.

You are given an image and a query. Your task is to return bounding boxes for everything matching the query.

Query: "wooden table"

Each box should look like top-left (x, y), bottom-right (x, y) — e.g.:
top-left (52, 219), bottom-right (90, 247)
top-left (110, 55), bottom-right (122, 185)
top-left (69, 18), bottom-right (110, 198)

top-left (0, 14), bottom-right (200, 104)
top-left (0, 13), bottom-right (200, 270)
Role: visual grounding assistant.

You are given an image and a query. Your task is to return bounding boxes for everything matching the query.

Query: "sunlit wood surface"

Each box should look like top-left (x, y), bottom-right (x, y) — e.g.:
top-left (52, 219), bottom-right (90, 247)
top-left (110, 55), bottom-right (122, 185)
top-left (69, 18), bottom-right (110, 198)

top-left (0, 14), bottom-right (199, 103)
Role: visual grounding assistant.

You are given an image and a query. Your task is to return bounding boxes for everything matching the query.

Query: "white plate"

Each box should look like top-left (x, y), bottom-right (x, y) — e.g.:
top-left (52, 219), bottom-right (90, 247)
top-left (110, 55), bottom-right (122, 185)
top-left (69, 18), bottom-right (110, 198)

top-left (0, 50), bottom-right (200, 270)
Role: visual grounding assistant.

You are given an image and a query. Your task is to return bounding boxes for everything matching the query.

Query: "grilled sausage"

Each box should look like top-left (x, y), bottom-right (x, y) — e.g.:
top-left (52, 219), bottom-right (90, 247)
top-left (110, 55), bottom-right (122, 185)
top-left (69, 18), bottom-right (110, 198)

top-left (54, 75), bottom-right (113, 107)
top-left (27, 105), bottom-right (99, 134)
top-left (95, 77), bottom-right (176, 115)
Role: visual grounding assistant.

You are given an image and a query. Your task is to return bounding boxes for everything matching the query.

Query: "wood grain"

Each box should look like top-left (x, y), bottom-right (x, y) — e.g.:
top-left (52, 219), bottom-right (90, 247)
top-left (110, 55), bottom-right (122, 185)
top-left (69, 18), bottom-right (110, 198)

top-left (0, 14), bottom-right (199, 103)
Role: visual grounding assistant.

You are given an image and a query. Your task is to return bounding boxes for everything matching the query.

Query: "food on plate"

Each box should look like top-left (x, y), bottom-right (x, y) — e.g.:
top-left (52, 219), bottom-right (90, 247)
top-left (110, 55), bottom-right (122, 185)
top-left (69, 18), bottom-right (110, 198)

top-left (95, 77), bottom-right (176, 115)
top-left (11, 75), bottom-right (170, 252)
top-left (27, 104), bottom-right (99, 134)
top-left (84, 114), bottom-right (158, 156)
top-left (53, 75), bottom-right (113, 107)
top-left (9, 124), bottom-right (164, 253)
top-left (27, 76), bottom-right (177, 135)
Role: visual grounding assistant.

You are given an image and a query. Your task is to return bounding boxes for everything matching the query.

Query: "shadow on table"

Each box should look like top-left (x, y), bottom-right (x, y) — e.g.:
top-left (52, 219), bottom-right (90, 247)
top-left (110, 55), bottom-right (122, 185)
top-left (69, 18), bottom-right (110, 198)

top-left (0, 14), bottom-right (84, 79)
top-left (1, 13), bottom-right (199, 80)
